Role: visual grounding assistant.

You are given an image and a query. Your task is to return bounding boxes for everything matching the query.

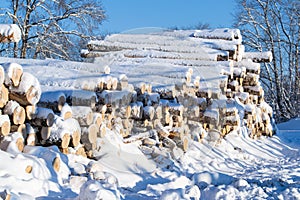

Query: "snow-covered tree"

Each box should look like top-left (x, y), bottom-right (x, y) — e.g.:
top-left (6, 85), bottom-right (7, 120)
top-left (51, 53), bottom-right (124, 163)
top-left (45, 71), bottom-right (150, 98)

top-left (0, 0), bottom-right (106, 60)
top-left (234, 0), bottom-right (299, 122)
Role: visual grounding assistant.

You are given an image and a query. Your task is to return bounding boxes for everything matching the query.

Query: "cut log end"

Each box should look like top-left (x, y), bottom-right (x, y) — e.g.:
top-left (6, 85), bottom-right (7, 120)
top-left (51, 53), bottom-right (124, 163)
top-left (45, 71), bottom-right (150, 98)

top-left (71, 130), bottom-right (81, 147)
top-left (0, 121), bottom-right (10, 137)
top-left (25, 165), bottom-right (33, 174)
top-left (61, 133), bottom-right (71, 149)
top-left (12, 67), bottom-right (23, 87)
top-left (52, 157), bottom-right (61, 172)
top-left (13, 106), bottom-right (26, 125)
top-left (16, 137), bottom-right (24, 152)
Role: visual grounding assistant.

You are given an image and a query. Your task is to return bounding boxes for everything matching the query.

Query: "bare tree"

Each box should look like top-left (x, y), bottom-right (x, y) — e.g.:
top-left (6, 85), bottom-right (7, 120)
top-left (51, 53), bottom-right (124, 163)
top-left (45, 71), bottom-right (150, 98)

top-left (234, 0), bottom-right (299, 122)
top-left (1, 0), bottom-right (105, 60)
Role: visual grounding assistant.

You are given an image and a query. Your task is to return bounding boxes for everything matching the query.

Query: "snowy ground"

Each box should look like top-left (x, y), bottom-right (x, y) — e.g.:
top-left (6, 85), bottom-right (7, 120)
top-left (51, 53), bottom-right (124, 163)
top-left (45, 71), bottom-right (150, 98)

top-left (0, 57), bottom-right (299, 199)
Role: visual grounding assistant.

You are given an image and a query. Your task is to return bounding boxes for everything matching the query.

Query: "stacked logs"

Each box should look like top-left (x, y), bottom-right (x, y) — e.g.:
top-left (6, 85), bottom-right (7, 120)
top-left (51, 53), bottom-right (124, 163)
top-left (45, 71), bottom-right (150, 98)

top-left (0, 63), bottom-right (41, 152)
top-left (79, 28), bottom-right (275, 155)
top-left (0, 28), bottom-right (276, 161)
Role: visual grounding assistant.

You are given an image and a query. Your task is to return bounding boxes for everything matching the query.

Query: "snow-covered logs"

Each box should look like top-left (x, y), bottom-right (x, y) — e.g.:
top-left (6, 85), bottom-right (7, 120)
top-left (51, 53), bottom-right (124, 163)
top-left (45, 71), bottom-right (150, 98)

top-left (0, 24), bottom-right (21, 43)
top-left (78, 28), bottom-right (275, 157)
top-left (2, 28), bottom-right (276, 161)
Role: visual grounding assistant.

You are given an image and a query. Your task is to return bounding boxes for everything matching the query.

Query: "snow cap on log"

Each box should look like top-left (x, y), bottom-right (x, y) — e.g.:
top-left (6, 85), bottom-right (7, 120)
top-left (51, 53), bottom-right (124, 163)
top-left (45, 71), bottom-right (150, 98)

top-left (2, 62), bottom-right (23, 87)
top-left (192, 28), bottom-right (242, 43)
top-left (242, 51), bottom-right (273, 63)
top-left (0, 24), bottom-right (21, 43)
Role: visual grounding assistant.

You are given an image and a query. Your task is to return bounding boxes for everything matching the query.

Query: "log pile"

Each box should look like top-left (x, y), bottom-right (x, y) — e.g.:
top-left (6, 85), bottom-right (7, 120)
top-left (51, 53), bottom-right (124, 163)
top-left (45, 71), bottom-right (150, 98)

top-left (78, 28), bottom-right (275, 156)
top-left (0, 28), bottom-right (275, 161)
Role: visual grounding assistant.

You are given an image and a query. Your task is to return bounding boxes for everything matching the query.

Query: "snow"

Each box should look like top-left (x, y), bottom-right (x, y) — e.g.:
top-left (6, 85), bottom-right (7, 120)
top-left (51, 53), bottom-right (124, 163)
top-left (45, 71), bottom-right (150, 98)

top-left (193, 28), bottom-right (242, 43)
top-left (0, 29), bottom-right (299, 199)
top-left (243, 51), bottom-right (273, 62)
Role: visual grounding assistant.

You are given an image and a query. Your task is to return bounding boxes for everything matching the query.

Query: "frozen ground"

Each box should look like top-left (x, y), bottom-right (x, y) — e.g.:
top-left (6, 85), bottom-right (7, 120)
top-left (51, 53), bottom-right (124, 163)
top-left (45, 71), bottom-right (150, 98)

top-left (0, 57), bottom-right (299, 199)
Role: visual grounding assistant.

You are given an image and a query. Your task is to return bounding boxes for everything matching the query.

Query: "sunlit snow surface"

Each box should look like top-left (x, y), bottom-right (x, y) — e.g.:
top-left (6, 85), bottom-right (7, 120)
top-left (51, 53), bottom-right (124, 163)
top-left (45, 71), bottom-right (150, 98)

top-left (0, 56), bottom-right (299, 199)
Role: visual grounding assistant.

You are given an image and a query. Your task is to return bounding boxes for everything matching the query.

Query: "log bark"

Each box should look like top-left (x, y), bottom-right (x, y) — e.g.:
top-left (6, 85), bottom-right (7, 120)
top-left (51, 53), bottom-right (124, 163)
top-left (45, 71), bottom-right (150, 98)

top-left (71, 106), bottom-right (93, 127)
top-left (0, 132), bottom-right (24, 153)
top-left (143, 106), bottom-right (155, 120)
top-left (81, 124), bottom-right (98, 151)
top-left (65, 90), bottom-right (97, 109)
top-left (31, 107), bottom-right (55, 127)
top-left (41, 126), bottom-right (51, 142)
top-left (38, 91), bottom-right (66, 112)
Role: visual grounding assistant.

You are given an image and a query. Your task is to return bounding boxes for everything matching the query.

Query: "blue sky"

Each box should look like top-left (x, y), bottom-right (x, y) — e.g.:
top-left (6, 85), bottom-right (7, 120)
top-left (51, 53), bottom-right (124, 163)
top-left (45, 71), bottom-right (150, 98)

top-left (100, 0), bottom-right (236, 33)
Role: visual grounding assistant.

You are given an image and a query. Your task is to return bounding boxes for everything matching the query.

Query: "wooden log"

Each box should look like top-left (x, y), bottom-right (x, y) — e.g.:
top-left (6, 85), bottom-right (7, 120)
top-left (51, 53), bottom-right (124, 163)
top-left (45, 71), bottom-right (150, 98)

top-left (153, 105), bottom-right (163, 120)
top-left (74, 145), bottom-right (87, 157)
top-left (182, 136), bottom-right (189, 152)
top-left (10, 123), bottom-right (26, 134)
top-left (3, 100), bottom-right (26, 125)
top-left (93, 113), bottom-right (103, 128)
top-left (115, 105), bottom-right (131, 119)
top-left (81, 80), bottom-right (98, 91)
top-left (52, 157), bottom-right (61, 172)
top-left (38, 91), bottom-right (66, 112)
top-left (143, 106), bottom-right (155, 120)
top-left (193, 28), bottom-right (242, 41)
top-left (60, 103), bottom-right (73, 120)
top-left (25, 105), bottom-right (36, 120)
top-left (0, 24), bottom-right (21, 43)
top-left (243, 73), bottom-right (259, 86)
top-left (40, 126), bottom-right (52, 142)
top-left (123, 129), bottom-right (157, 143)
top-left (61, 133), bottom-right (71, 149)
top-left (111, 77), bottom-right (119, 90)
top-left (96, 74), bottom-right (112, 91)
top-left (98, 90), bottom-right (132, 107)
top-left (154, 120), bottom-right (169, 138)
top-left (24, 123), bottom-right (36, 146)
top-left (0, 114), bottom-right (10, 136)
top-left (2, 62), bottom-right (23, 87)
top-left (242, 51), bottom-right (273, 63)
top-left (168, 103), bottom-right (184, 117)
top-left (0, 132), bottom-right (24, 153)
top-left (0, 190), bottom-right (11, 200)
top-left (0, 84), bottom-right (8, 108)
top-left (71, 106), bottom-right (93, 127)
top-left (31, 107), bottom-right (55, 127)
top-left (134, 82), bottom-right (146, 95)
top-left (196, 87), bottom-right (212, 98)
top-left (98, 123), bottom-right (107, 138)
top-left (193, 76), bottom-right (201, 88)
top-left (9, 72), bottom-right (41, 106)
top-left (153, 86), bottom-right (176, 100)
top-left (81, 124), bottom-right (98, 151)
top-left (130, 102), bottom-right (143, 119)
top-left (65, 90), bottom-right (97, 109)
top-left (117, 74), bottom-right (129, 90)
top-left (63, 118), bottom-right (81, 147)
